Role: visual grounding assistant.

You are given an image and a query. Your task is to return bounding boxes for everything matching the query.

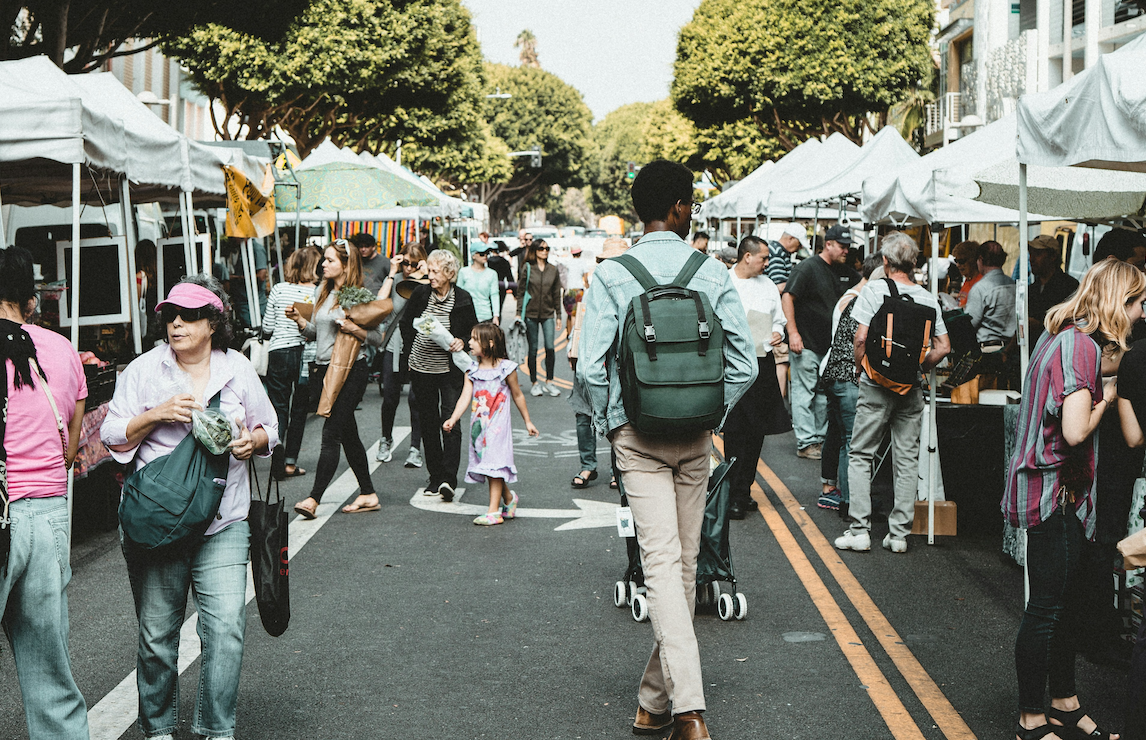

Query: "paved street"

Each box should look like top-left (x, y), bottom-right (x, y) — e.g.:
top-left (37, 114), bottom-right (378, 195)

top-left (0, 347), bottom-right (1131, 740)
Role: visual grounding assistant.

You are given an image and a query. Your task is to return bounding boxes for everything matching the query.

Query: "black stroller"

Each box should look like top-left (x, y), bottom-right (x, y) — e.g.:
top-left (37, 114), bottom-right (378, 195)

top-left (612, 456), bottom-right (748, 622)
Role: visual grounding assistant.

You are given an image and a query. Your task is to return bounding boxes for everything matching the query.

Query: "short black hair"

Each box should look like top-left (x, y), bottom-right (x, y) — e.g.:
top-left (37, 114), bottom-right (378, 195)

top-left (630, 160), bottom-right (694, 224)
top-left (0, 246), bottom-right (35, 308)
top-left (692, 231), bottom-right (709, 242)
top-left (1094, 228), bottom-right (1146, 262)
top-left (348, 233), bottom-right (377, 249)
top-left (978, 240), bottom-right (1007, 268)
top-left (737, 235), bottom-right (767, 262)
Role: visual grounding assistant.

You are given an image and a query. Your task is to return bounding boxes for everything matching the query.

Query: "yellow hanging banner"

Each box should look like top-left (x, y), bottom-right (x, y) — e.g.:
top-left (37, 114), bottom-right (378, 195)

top-left (224, 165), bottom-right (277, 238)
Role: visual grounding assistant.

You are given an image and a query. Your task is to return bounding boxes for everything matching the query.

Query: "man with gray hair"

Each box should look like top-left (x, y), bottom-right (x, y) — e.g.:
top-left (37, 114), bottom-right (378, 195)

top-left (836, 232), bottom-right (950, 554)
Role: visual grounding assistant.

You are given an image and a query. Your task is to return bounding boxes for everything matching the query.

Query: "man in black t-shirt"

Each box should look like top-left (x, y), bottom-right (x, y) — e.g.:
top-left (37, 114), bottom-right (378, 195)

top-left (781, 223), bottom-right (860, 459)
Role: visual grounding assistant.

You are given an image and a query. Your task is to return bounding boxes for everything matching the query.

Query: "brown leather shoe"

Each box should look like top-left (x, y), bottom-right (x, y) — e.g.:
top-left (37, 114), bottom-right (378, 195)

top-left (668, 712), bottom-right (712, 740)
top-left (633, 706), bottom-right (673, 735)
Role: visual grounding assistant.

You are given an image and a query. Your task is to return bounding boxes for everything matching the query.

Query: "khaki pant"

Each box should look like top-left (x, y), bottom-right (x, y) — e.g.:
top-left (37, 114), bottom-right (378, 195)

top-left (612, 424), bottom-right (710, 715)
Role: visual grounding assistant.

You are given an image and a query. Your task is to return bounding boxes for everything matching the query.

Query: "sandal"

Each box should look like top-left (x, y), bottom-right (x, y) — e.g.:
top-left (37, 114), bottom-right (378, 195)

top-left (1016, 722), bottom-right (1062, 740)
top-left (293, 497), bottom-right (318, 520)
top-left (284, 465), bottom-right (307, 477)
top-left (1048, 706), bottom-right (1117, 739)
top-left (571, 470), bottom-right (598, 488)
top-left (341, 494), bottom-right (381, 514)
top-left (609, 476), bottom-right (618, 490)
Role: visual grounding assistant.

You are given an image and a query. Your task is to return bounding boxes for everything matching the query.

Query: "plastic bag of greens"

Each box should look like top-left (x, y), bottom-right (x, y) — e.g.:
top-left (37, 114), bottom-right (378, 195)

top-left (192, 407), bottom-right (234, 456)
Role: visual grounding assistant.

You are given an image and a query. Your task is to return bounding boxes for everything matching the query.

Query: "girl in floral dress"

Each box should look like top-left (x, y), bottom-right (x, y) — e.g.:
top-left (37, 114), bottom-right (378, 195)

top-left (443, 322), bottom-right (539, 525)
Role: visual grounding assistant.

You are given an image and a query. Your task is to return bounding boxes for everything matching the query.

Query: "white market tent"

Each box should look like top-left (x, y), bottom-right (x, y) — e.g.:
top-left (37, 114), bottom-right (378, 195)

top-left (698, 160), bottom-right (776, 219)
top-left (0, 56), bottom-right (269, 350)
top-left (755, 133), bottom-right (862, 217)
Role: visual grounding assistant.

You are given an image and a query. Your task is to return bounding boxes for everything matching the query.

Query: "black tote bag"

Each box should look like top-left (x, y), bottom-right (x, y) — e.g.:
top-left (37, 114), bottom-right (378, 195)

top-left (248, 460), bottom-right (290, 636)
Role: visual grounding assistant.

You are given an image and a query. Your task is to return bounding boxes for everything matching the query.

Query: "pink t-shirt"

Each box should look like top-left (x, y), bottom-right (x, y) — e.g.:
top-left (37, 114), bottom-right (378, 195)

top-left (6, 325), bottom-right (87, 501)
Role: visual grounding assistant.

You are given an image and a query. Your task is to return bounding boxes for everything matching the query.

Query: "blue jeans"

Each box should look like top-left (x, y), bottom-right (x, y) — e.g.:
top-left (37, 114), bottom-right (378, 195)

top-left (822, 380), bottom-right (858, 502)
top-left (575, 412), bottom-right (597, 471)
top-left (1015, 508), bottom-right (1084, 713)
top-left (0, 496), bottom-right (89, 740)
top-left (789, 348), bottom-right (827, 449)
top-left (525, 316), bottom-right (555, 383)
top-left (122, 520), bottom-right (251, 738)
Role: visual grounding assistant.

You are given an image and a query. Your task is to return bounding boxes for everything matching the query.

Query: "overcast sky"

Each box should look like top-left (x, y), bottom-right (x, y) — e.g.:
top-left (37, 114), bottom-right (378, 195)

top-left (463, 0), bottom-right (702, 121)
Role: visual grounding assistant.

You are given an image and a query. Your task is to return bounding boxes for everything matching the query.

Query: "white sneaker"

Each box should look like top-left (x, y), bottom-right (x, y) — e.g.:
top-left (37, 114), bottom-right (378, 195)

top-left (882, 534), bottom-right (908, 553)
top-left (545, 381), bottom-right (561, 397)
top-left (146, 735), bottom-right (175, 740)
top-left (531, 382), bottom-right (543, 397)
top-left (834, 530), bottom-right (871, 552)
top-left (404, 447), bottom-right (423, 468)
top-left (375, 438), bottom-right (393, 463)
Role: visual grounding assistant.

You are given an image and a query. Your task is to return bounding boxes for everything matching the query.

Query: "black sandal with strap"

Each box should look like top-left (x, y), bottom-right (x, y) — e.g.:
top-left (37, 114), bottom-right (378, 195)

top-left (1016, 722), bottom-right (1061, 740)
top-left (1048, 706), bottom-right (1117, 740)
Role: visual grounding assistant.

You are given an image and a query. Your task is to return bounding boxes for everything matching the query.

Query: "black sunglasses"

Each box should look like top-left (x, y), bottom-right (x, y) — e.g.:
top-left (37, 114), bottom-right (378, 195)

top-left (161, 306), bottom-right (211, 324)
top-left (536, 246), bottom-right (550, 251)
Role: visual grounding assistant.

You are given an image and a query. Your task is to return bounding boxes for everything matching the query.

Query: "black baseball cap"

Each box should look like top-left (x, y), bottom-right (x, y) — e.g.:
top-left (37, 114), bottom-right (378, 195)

top-left (825, 224), bottom-right (853, 246)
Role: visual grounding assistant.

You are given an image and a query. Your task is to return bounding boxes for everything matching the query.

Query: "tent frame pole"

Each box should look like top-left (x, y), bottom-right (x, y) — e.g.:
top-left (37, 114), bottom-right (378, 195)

top-left (1018, 163), bottom-right (1030, 386)
top-left (120, 177), bottom-right (143, 356)
top-left (928, 224), bottom-right (942, 546)
top-left (70, 163), bottom-right (81, 349)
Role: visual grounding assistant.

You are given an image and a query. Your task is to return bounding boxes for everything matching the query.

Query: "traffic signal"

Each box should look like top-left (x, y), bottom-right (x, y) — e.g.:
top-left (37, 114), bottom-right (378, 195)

top-left (626, 162), bottom-right (636, 181)
top-left (530, 151), bottom-right (542, 168)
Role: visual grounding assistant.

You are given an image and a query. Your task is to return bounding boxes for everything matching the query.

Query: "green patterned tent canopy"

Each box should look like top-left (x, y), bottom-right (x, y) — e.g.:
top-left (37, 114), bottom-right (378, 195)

top-left (278, 163), bottom-right (440, 212)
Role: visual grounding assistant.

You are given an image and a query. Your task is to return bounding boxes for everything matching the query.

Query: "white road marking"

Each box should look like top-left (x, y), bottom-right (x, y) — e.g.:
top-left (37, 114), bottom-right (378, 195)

top-left (409, 487), bottom-right (618, 530)
top-left (87, 428), bottom-right (410, 740)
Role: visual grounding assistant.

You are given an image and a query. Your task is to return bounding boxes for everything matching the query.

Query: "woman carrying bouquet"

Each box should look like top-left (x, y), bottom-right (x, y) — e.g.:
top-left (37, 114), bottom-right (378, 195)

top-left (286, 239), bottom-right (383, 518)
top-left (400, 250), bottom-right (478, 501)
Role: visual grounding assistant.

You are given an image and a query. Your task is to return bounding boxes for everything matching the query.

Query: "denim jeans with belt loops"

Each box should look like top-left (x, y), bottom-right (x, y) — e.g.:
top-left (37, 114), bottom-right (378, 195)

top-left (122, 520), bottom-right (251, 738)
top-left (0, 496), bottom-right (89, 740)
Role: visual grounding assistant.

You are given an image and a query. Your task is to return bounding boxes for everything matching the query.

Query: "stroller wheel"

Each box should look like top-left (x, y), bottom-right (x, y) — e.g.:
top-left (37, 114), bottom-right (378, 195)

top-left (628, 581), bottom-right (642, 605)
top-left (613, 581), bottom-right (628, 608)
top-left (631, 593), bottom-right (649, 622)
top-left (717, 593), bottom-right (735, 621)
top-left (710, 581), bottom-right (722, 606)
top-left (734, 592), bottom-right (748, 621)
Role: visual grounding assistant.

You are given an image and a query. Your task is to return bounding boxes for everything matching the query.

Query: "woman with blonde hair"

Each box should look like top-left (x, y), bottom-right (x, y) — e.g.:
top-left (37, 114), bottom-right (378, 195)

top-left (1005, 257), bottom-right (1145, 740)
top-left (264, 246), bottom-right (321, 479)
top-left (287, 239), bottom-right (383, 518)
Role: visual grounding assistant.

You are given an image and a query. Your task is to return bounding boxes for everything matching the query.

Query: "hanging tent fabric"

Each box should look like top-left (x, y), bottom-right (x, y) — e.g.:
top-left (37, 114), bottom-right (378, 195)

top-left (755, 133), bottom-right (863, 217)
top-left (698, 160), bottom-right (776, 220)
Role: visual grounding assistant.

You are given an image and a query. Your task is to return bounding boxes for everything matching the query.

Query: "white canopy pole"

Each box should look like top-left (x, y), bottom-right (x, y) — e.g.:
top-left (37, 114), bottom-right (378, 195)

top-left (178, 191), bottom-right (193, 276)
top-left (243, 239), bottom-right (261, 328)
top-left (273, 226), bottom-right (285, 285)
top-left (70, 163), bottom-right (81, 349)
top-left (0, 183), bottom-right (6, 245)
top-left (185, 191), bottom-right (203, 275)
top-left (928, 224), bottom-right (941, 546)
top-left (1018, 163), bottom-right (1030, 386)
top-left (120, 178), bottom-right (143, 355)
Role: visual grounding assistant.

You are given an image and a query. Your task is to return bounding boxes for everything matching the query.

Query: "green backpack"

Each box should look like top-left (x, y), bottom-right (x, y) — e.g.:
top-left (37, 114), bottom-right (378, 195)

top-left (614, 251), bottom-right (726, 436)
top-left (119, 392), bottom-right (231, 549)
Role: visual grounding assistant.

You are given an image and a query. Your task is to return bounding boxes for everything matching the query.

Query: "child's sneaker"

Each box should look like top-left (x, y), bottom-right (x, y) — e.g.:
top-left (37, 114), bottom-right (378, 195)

top-left (500, 491), bottom-right (519, 519)
top-left (473, 511), bottom-right (504, 526)
top-left (817, 488), bottom-right (842, 510)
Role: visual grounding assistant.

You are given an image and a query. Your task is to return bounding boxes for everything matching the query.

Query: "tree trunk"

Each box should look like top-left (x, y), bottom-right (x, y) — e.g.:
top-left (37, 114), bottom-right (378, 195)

top-left (49, 0), bottom-right (70, 68)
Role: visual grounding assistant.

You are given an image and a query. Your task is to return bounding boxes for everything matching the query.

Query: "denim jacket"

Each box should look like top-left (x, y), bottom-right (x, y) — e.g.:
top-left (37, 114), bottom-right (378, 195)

top-left (576, 231), bottom-right (758, 436)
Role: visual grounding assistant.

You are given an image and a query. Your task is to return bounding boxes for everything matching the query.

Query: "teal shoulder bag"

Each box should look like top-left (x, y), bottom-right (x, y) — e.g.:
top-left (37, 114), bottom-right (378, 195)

top-left (119, 392), bottom-right (231, 549)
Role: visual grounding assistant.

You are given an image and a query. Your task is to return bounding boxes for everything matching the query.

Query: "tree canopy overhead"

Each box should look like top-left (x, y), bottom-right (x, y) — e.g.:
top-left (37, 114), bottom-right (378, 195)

top-left (672, 0), bottom-right (934, 151)
top-left (163, 0), bottom-right (487, 163)
top-left (4, 0), bottom-right (307, 72)
top-left (465, 62), bottom-right (593, 226)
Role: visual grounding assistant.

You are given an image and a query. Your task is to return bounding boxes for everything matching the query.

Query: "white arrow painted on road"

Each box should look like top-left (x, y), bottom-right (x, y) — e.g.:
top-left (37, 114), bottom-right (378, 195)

top-left (409, 487), bottom-right (618, 531)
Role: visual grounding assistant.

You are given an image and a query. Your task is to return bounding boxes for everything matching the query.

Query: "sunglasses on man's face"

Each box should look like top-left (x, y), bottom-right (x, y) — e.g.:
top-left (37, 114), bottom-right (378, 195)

top-left (162, 306), bottom-right (211, 324)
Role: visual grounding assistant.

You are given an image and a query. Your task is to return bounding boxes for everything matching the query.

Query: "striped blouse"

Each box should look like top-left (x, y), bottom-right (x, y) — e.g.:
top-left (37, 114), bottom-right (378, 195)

top-left (1002, 325), bottom-right (1102, 539)
top-left (264, 282), bottom-right (316, 352)
top-left (408, 288), bottom-right (455, 374)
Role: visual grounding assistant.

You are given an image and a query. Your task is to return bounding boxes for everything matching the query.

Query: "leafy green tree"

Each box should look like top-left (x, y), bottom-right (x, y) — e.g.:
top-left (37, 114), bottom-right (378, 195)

top-left (466, 63), bottom-right (593, 228)
top-left (672, 0), bottom-right (934, 149)
top-left (588, 102), bottom-right (652, 221)
top-left (4, 0), bottom-right (306, 72)
top-left (164, 0), bottom-right (487, 164)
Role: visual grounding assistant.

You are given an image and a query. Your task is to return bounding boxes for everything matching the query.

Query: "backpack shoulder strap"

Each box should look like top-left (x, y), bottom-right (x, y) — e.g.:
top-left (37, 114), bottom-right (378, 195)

top-left (883, 277), bottom-right (900, 300)
top-left (613, 254), bottom-right (659, 291)
top-left (671, 251), bottom-right (709, 289)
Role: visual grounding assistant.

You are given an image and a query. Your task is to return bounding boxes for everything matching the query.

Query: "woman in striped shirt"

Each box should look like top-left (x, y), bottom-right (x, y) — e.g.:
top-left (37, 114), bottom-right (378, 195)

top-left (264, 246), bottom-right (320, 479)
top-left (1005, 258), bottom-right (1145, 740)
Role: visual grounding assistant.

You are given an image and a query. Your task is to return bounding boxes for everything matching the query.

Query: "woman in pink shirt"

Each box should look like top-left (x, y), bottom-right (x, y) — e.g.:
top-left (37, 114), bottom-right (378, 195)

top-left (102, 275), bottom-right (278, 740)
top-left (0, 246), bottom-right (90, 739)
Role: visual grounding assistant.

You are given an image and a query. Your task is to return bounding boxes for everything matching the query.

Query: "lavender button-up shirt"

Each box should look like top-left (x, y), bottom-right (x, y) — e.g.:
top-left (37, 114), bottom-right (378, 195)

top-left (101, 344), bottom-right (279, 536)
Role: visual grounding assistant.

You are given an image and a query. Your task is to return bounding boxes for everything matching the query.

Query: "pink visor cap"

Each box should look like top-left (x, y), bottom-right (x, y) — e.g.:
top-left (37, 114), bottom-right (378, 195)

top-left (155, 283), bottom-right (226, 314)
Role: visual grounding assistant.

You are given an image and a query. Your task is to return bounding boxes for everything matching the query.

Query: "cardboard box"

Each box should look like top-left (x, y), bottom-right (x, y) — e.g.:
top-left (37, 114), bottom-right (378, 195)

top-left (911, 500), bottom-right (957, 536)
top-left (949, 378), bottom-right (979, 404)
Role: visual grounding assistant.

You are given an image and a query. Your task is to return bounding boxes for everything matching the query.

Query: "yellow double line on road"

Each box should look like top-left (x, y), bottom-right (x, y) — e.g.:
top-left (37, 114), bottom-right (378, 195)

top-left (516, 329), bottom-right (574, 389)
top-left (712, 436), bottom-right (976, 740)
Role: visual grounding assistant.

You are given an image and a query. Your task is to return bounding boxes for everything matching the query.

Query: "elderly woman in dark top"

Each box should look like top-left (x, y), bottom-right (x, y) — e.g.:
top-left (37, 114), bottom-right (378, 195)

top-left (400, 250), bottom-right (478, 501)
top-left (516, 239), bottom-right (564, 397)
top-left (102, 274), bottom-right (278, 740)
